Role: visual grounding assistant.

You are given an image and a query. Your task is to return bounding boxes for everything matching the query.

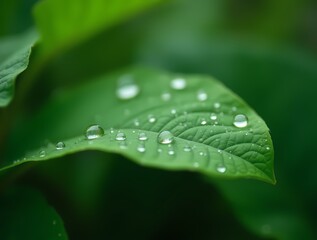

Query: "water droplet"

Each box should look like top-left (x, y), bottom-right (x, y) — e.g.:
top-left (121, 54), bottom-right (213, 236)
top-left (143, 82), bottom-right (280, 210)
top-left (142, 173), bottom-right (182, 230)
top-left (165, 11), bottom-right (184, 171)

top-left (171, 78), bottom-right (186, 90)
top-left (183, 146), bottom-right (192, 152)
top-left (161, 92), bottom-right (171, 101)
top-left (233, 114), bottom-right (248, 128)
top-left (119, 141), bottom-right (128, 149)
top-left (210, 113), bottom-right (217, 121)
top-left (116, 132), bottom-right (126, 141)
top-left (134, 119), bottom-right (140, 127)
top-left (197, 89), bottom-right (208, 101)
top-left (266, 146), bottom-right (270, 150)
top-left (217, 149), bottom-right (223, 154)
top-left (55, 141), bottom-right (65, 150)
top-left (200, 118), bottom-right (207, 125)
top-left (148, 115), bottom-right (156, 123)
top-left (39, 150), bottom-right (46, 158)
top-left (171, 109), bottom-right (177, 115)
top-left (137, 143), bottom-right (146, 153)
top-left (232, 106), bottom-right (237, 112)
top-left (158, 131), bottom-right (174, 144)
top-left (193, 162), bottom-right (200, 168)
top-left (116, 76), bottom-right (140, 100)
top-left (214, 102), bottom-right (221, 109)
top-left (86, 124), bottom-right (104, 140)
top-left (168, 148), bottom-right (175, 156)
top-left (216, 164), bottom-right (226, 173)
top-left (138, 132), bottom-right (148, 141)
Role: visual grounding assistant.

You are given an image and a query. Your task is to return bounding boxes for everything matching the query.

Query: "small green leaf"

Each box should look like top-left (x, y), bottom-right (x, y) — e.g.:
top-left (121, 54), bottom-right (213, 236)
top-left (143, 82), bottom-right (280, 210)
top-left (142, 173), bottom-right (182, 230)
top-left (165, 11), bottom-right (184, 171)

top-left (33, 0), bottom-right (165, 56)
top-left (0, 29), bottom-right (38, 107)
top-left (0, 186), bottom-right (68, 240)
top-left (5, 67), bottom-right (275, 183)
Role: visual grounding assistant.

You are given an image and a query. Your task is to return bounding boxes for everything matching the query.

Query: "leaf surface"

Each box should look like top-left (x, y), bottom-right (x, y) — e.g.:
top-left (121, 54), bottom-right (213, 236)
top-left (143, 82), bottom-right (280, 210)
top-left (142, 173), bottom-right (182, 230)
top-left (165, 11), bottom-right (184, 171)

top-left (4, 67), bottom-right (275, 183)
top-left (0, 29), bottom-right (38, 107)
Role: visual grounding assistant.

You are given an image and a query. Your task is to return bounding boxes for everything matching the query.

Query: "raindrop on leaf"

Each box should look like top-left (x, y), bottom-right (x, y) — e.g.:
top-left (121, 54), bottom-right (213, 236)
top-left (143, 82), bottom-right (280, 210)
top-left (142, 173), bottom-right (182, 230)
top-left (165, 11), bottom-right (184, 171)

top-left (216, 164), bottom-right (227, 173)
top-left (183, 146), bottom-right (192, 152)
top-left (137, 143), bottom-right (146, 153)
top-left (193, 162), bottom-right (200, 168)
top-left (116, 132), bottom-right (126, 141)
top-left (138, 132), bottom-right (148, 141)
top-left (55, 142), bottom-right (65, 150)
top-left (200, 118), bottom-right (207, 125)
top-left (210, 113), bottom-right (217, 121)
top-left (161, 92), bottom-right (171, 101)
top-left (197, 89), bottom-right (208, 101)
top-left (116, 75), bottom-right (140, 100)
top-left (148, 115), bottom-right (156, 123)
top-left (233, 114), bottom-right (248, 128)
top-left (171, 78), bottom-right (187, 90)
top-left (214, 102), bottom-right (221, 109)
top-left (158, 131), bottom-right (174, 144)
top-left (85, 124), bottom-right (104, 140)
top-left (39, 150), bottom-right (46, 158)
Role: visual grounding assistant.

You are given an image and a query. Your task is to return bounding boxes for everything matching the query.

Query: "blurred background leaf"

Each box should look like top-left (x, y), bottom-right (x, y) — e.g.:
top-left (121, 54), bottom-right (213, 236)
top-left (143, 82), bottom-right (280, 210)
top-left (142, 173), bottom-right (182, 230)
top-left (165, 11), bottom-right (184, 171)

top-left (23, 153), bottom-right (268, 239)
top-left (0, 185), bottom-right (68, 240)
top-left (0, 0), bottom-right (38, 37)
top-left (0, 29), bottom-right (38, 107)
top-left (33, 0), bottom-right (167, 57)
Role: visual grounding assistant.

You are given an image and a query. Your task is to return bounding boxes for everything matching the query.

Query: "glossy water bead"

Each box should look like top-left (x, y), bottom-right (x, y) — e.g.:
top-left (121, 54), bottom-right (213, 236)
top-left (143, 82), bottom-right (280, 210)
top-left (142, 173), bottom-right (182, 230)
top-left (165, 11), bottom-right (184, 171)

top-left (116, 76), bottom-right (140, 100)
top-left (115, 132), bottom-right (126, 141)
top-left (85, 124), bottom-right (104, 140)
top-left (55, 141), bottom-right (65, 150)
top-left (233, 114), bottom-right (248, 128)
top-left (171, 78), bottom-right (187, 90)
top-left (157, 131), bottom-right (174, 144)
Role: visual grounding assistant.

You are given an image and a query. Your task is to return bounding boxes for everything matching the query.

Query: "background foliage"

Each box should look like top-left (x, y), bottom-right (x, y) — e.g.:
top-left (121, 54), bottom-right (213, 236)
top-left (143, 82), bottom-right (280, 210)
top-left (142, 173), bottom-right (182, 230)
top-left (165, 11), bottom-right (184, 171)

top-left (1, 0), bottom-right (317, 239)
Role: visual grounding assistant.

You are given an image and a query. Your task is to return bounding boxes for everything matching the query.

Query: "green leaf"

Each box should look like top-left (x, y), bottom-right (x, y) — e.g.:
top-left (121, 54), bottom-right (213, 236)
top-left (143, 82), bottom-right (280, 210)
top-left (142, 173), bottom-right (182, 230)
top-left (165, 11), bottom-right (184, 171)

top-left (0, 29), bottom-right (38, 107)
top-left (4, 67), bottom-right (275, 183)
top-left (0, 186), bottom-right (68, 240)
top-left (33, 0), bottom-right (166, 56)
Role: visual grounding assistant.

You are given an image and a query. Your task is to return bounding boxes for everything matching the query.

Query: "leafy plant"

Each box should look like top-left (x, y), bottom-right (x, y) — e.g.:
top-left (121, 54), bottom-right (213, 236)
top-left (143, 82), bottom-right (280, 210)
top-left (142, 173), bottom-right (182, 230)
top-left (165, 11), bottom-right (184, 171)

top-left (1, 0), bottom-right (316, 239)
